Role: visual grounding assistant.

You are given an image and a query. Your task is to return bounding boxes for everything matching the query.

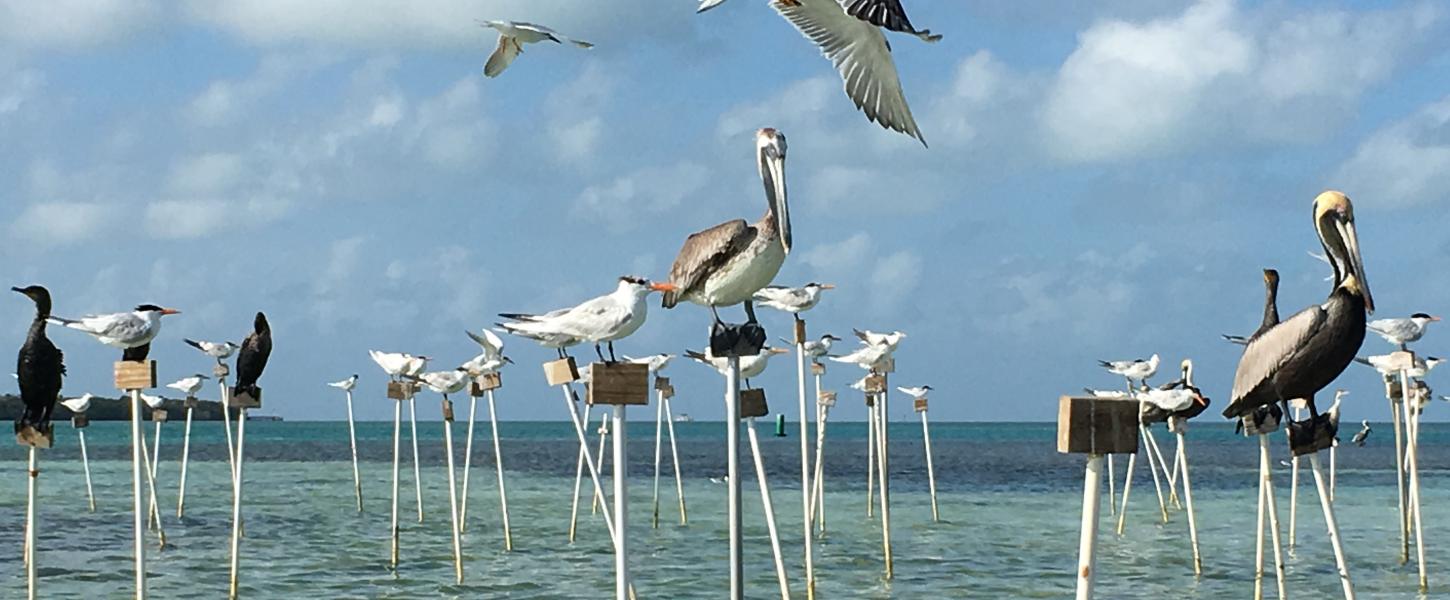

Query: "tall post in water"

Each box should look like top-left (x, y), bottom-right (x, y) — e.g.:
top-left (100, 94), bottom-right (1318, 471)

top-left (441, 397), bottom-right (464, 584)
top-left (916, 395), bottom-right (939, 521)
top-left (115, 360), bottom-right (158, 600)
top-left (1058, 394), bottom-right (1141, 600)
top-left (176, 397), bottom-right (196, 518)
top-left (74, 415), bottom-right (96, 512)
top-left (568, 398), bottom-right (595, 542)
top-left (485, 384), bottom-right (512, 550)
top-left (1399, 367), bottom-right (1427, 591)
top-left (387, 380), bottom-right (408, 568)
top-left (659, 378), bottom-right (687, 525)
top-left (794, 318), bottom-right (815, 596)
top-left (345, 388), bottom-right (363, 513)
top-left (727, 356), bottom-right (743, 600)
top-left (407, 396), bottom-right (424, 523)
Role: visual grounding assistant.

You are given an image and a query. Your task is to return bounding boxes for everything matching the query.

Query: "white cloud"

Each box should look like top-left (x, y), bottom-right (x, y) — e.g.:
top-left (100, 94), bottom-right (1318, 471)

top-left (9, 202), bottom-right (120, 246)
top-left (802, 232), bottom-right (873, 275)
top-left (144, 199), bottom-right (229, 239)
top-left (573, 162), bottom-right (710, 233)
top-left (0, 0), bottom-right (160, 48)
top-left (185, 53), bottom-right (337, 126)
top-left (546, 63), bottom-right (614, 164)
top-left (1333, 96), bottom-right (1450, 210)
top-left (868, 250), bottom-right (923, 314)
top-left (167, 152), bottom-right (246, 195)
top-left (0, 66), bottom-right (43, 116)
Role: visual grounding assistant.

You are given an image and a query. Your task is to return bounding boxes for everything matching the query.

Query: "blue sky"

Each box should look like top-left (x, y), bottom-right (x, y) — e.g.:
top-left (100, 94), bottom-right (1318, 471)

top-left (3, 0), bottom-right (1449, 424)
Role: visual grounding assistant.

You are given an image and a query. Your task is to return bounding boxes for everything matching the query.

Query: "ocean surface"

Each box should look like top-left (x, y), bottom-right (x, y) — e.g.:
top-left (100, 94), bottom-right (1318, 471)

top-left (0, 418), bottom-right (1445, 598)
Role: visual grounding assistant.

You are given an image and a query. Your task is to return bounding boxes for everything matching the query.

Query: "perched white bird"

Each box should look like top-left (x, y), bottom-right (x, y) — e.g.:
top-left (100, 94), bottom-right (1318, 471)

top-left (466, 328), bottom-right (506, 360)
top-left (479, 20), bottom-right (594, 78)
top-left (498, 276), bottom-right (676, 362)
top-left (165, 374), bottom-right (209, 396)
top-left (370, 350), bottom-right (429, 379)
top-left (414, 369), bottom-right (472, 395)
top-left (1083, 388), bottom-right (1132, 399)
top-left (854, 329), bottom-right (906, 351)
top-left (60, 393), bottom-right (94, 414)
top-left (1367, 313), bottom-right (1440, 350)
top-left (753, 283), bottom-right (835, 314)
top-left (830, 342), bottom-right (893, 371)
top-left (624, 353), bottom-right (674, 374)
top-left (1351, 420), bottom-right (1371, 447)
top-left (897, 385), bottom-right (932, 398)
top-left (1099, 354), bottom-right (1160, 385)
top-left (1355, 354), bottom-right (1443, 379)
top-left (184, 338), bottom-right (239, 362)
top-left (459, 353), bottom-right (511, 377)
top-left (50, 304), bottom-right (180, 356)
top-left (1135, 387), bottom-right (1199, 412)
top-left (793, 333), bottom-right (842, 359)
top-left (685, 347), bottom-right (789, 382)
top-left (328, 374), bottom-right (359, 392)
top-left (140, 393), bottom-right (166, 409)
top-left (698, 0), bottom-right (939, 146)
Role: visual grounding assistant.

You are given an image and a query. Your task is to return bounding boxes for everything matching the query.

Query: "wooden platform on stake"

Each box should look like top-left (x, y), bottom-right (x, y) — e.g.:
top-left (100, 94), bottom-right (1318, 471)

top-left (114, 360), bottom-right (158, 390)
top-left (740, 389), bottom-right (769, 419)
top-left (811, 362), bottom-right (825, 376)
top-left (184, 396), bottom-right (198, 409)
top-left (442, 399), bottom-right (455, 422)
top-left (660, 383), bottom-right (675, 400)
top-left (864, 375), bottom-right (886, 394)
top-left (1242, 406), bottom-right (1282, 436)
top-left (794, 320), bottom-right (807, 345)
top-left (471, 372), bottom-right (502, 396)
top-left (15, 424), bottom-right (53, 449)
top-left (1056, 396), bottom-right (1139, 455)
top-left (866, 394), bottom-right (875, 407)
top-left (654, 376), bottom-right (671, 391)
top-left (914, 398), bottom-right (928, 413)
top-left (587, 362), bottom-right (649, 406)
top-left (152, 409), bottom-right (169, 423)
top-left (231, 387), bottom-right (262, 409)
top-left (818, 390), bottom-right (837, 407)
top-left (71, 415), bottom-right (89, 429)
top-left (387, 381), bottom-right (417, 400)
top-left (544, 357), bottom-right (579, 387)
top-left (214, 363), bottom-right (230, 378)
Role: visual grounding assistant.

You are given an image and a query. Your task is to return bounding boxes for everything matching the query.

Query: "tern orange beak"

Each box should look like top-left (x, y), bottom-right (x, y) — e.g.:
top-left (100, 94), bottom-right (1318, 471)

top-left (1194, 394), bottom-right (1208, 406)
top-left (650, 282), bottom-right (677, 293)
top-left (161, 308), bottom-right (181, 315)
top-left (820, 284), bottom-right (836, 290)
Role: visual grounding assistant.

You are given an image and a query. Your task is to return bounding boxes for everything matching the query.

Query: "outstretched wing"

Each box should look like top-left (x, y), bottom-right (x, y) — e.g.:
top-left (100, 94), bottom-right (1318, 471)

top-left (841, 0), bottom-right (935, 38)
top-left (484, 35), bottom-right (522, 78)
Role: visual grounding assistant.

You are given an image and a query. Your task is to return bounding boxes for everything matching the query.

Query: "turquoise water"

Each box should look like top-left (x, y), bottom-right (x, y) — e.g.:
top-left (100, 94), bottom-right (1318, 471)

top-left (0, 420), bottom-right (1446, 598)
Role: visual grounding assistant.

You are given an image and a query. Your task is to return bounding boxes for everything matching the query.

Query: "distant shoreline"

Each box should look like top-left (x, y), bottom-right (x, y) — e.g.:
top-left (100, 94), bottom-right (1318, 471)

top-left (0, 394), bottom-right (234, 421)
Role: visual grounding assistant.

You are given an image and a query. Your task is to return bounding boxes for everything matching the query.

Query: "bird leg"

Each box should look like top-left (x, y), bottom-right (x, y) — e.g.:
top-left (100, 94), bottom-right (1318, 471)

top-left (737, 301), bottom-right (767, 356)
top-left (608, 341), bottom-right (617, 363)
top-left (595, 344), bottom-right (607, 364)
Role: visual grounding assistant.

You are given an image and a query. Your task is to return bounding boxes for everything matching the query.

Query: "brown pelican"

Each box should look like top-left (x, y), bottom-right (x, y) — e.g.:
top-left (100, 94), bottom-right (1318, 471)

top-left (233, 312), bottom-right (272, 399)
top-left (663, 129), bottom-right (790, 344)
top-left (478, 20), bottom-right (593, 78)
top-left (697, 1), bottom-right (937, 146)
top-left (13, 285), bottom-right (65, 436)
top-left (1224, 191), bottom-right (1374, 429)
top-left (1223, 268), bottom-right (1280, 345)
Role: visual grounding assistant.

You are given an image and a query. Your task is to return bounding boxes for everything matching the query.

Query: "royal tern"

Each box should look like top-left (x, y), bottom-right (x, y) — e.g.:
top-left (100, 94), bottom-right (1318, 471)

top-left (140, 393), bottom-right (165, 410)
top-left (233, 312), bottom-right (272, 400)
top-left (1140, 360), bottom-right (1212, 425)
top-left (1367, 313), bottom-right (1440, 350)
top-left (753, 283), bottom-right (835, 315)
top-left (624, 353), bottom-right (674, 374)
top-left (184, 339), bottom-right (239, 363)
top-left (849, 375), bottom-right (871, 393)
top-left (50, 303), bottom-right (180, 361)
top-left (854, 329), bottom-right (906, 351)
top-left (790, 333), bottom-right (841, 359)
top-left (1222, 269), bottom-right (1280, 346)
top-left (663, 129), bottom-right (790, 341)
top-left (1082, 388), bottom-right (1131, 399)
top-left (479, 20), bottom-right (593, 78)
top-left (465, 328), bottom-right (506, 360)
top-left (1136, 387), bottom-right (1204, 413)
top-left (1354, 354), bottom-right (1443, 379)
top-left (459, 353), bottom-right (511, 377)
top-left (499, 276), bottom-right (675, 363)
top-left (1098, 354), bottom-right (1159, 386)
top-left (60, 393), bottom-right (93, 414)
top-left (1226, 191), bottom-right (1373, 431)
top-left (829, 342), bottom-right (893, 371)
top-left (13, 285), bottom-right (64, 434)
top-left (328, 374), bottom-right (359, 392)
top-left (165, 374), bottom-right (209, 397)
top-left (685, 347), bottom-right (790, 386)
top-left (369, 351), bottom-right (429, 379)
top-left (1350, 420), bottom-right (1371, 447)
top-left (414, 369), bottom-right (472, 396)
top-left (698, 0), bottom-right (937, 146)
top-left (897, 385), bottom-right (932, 399)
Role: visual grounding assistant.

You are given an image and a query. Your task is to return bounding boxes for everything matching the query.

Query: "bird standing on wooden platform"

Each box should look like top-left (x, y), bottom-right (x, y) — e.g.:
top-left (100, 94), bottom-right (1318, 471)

top-left (166, 375), bottom-right (209, 397)
top-left (1223, 268), bottom-right (1280, 346)
top-left (233, 313), bottom-right (272, 400)
top-left (753, 282), bottom-right (835, 317)
top-left (13, 286), bottom-right (65, 439)
top-left (479, 20), bottom-right (593, 78)
top-left (1355, 353), bottom-right (1443, 380)
top-left (49, 303), bottom-right (179, 361)
top-left (1098, 354), bottom-right (1159, 389)
top-left (369, 351), bottom-right (428, 381)
top-left (897, 385), bottom-right (932, 399)
top-left (329, 374), bottom-right (358, 392)
top-left (1367, 313), bottom-right (1439, 351)
top-left (685, 347), bottom-right (789, 387)
top-left (796, 334), bottom-right (841, 360)
top-left (1223, 191), bottom-right (1373, 439)
top-left (663, 129), bottom-right (791, 354)
top-left (184, 339), bottom-right (239, 364)
top-left (499, 277), bottom-right (676, 363)
top-left (59, 393), bottom-right (92, 415)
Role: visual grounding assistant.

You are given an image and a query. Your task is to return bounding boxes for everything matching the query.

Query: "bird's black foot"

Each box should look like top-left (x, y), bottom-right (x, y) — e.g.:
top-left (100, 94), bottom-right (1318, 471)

top-left (1288, 413), bottom-right (1338, 456)
top-left (709, 320), bottom-right (767, 357)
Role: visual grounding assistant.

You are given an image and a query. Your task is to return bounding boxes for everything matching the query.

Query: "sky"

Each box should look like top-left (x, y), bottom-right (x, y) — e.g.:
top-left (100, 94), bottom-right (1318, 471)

top-left (2, 0), bottom-right (1450, 424)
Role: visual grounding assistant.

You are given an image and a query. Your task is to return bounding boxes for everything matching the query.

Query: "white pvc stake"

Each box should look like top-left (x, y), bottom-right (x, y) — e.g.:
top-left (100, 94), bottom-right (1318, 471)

top-left (1309, 452), bottom-right (1356, 599)
top-left (726, 356), bottom-right (743, 600)
top-left (408, 397), bottom-right (423, 523)
top-left (592, 413), bottom-right (610, 515)
top-left (651, 388), bottom-right (666, 529)
top-left (662, 396), bottom-right (687, 525)
top-left (876, 377), bottom-right (893, 580)
top-left (1176, 428), bottom-right (1201, 576)
top-left (1255, 445), bottom-right (1266, 600)
top-left (1329, 442), bottom-right (1337, 502)
top-left (1259, 435), bottom-right (1287, 600)
top-left (1106, 455), bottom-right (1117, 517)
top-left (221, 379), bottom-right (236, 489)
top-left (865, 398), bottom-right (876, 518)
top-left (486, 388), bottom-right (512, 551)
top-left (613, 405), bottom-right (630, 600)
top-left (138, 427), bottom-right (166, 548)
top-left (26, 447), bottom-right (37, 600)
top-left (747, 417), bottom-right (791, 600)
top-left (1288, 455), bottom-right (1299, 551)
top-left (78, 429), bottom-right (95, 512)
top-left (345, 390), bottom-right (362, 513)
top-left (442, 397), bottom-right (464, 585)
top-left (921, 408), bottom-right (939, 522)
top-left (1115, 451), bottom-right (1136, 535)
top-left (129, 390), bottom-right (147, 599)
top-left (568, 400), bottom-right (595, 542)
top-left (390, 393), bottom-right (403, 568)
top-left (1076, 454), bottom-right (1103, 600)
top-left (460, 393), bottom-right (478, 530)
top-left (1400, 370), bottom-right (1427, 591)
top-left (811, 402), bottom-right (828, 535)
top-left (794, 331), bottom-right (814, 597)
top-left (561, 385), bottom-right (618, 539)
top-left (177, 403), bottom-right (194, 518)
top-left (148, 421), bottom-right (164, 532)
top-left (228, 407), bottom-right (247, 599)
top-left (1390, 394), bottom-right (1408, 563)
top-left (1141, 425), bottom-right (1169, 524)
top-left (1144, 427), bottom-right (1179, 510)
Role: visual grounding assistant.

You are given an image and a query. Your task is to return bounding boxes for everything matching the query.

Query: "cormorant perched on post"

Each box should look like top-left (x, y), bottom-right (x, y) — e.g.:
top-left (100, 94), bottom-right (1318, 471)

top-left (232, 312), bottom-right (272, 399)
top-left (13, 286), bottom-right (65, 437)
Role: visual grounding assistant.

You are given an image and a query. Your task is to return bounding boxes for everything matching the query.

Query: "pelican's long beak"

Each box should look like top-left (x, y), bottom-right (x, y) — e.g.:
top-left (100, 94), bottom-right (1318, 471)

top-left (650, 282), bottom-right (678, 293)
top-left (758, 128), bottom-right (790, 254)
top-left (1337, 218), bottom-right (1373, 313)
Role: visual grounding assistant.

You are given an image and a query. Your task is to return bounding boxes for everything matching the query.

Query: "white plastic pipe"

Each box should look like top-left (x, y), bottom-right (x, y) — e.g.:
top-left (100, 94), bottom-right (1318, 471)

top-left (26, 447), bottom-right (37, 600)
top-left (569, 400), bottom-right (595, 542)
top-left (1390, 394), bottom-right (1408, 563)
top-left (1115, 451), bottom-right (1136, 536)
top-left (1259, 435), bottom-right (1286, 600)
top-left (592, 413), bottom-right (610, 515)
top-left (390, 394), bottom-right (402, 568)
top-left (613, 405), bottom-right (630, 600)
top-left (921, 409), bottom-right (939, 522)
top-left (229, 407), bottom-right (248, 599)
top-left (726, 357), bottom-right (743, 600)
top-left (138, 427), bottom-right (166, 548)
top-left (148, 421), bottom-right (164, 532)
top-left (177, 404), bottom-right (194, 518)
top-left (865, 398), bottom-right (876, 518)
top-left (877, 377), bottom-right (893, 580)
top-left (346, 390), bottom-right (362, 513)
top-left (78, 428), bottom-right (95, 512)
top-left (1106, 455), bottom-right (1117, 517)
top-left (460, 393), bottom-right (478, 530)
top-left (1075, 454), bottom-right (1103, 600)
top-left (1400, 370), bottom-right (1427, 591)
top-left (652, 388), bottom-right (665, 528)
top-left (747, 417), bottom-right (791, 600)
top-left (561, 385), bottom-right (618, 539)
top-left (486, 388), bottom-right (512, 551)
top-left (443, 397), bottom-right (464, 584)
top-left (129, 390), bottom-right (146, 599)
top-left (1141, 425), bottom-right (1169, 523)
top-left (1176, 430), bottom-right (1201, 576)
top-left (1309, 452), bottom-right (1356, 599)
top-left (811, 402), bottom-right (828, 534)
top-left (794, 336), bottom-right (815, 597)
top-left (662, 397), bottom-right (687, 525)
top-left (408, 397), bottom-right (423, 523)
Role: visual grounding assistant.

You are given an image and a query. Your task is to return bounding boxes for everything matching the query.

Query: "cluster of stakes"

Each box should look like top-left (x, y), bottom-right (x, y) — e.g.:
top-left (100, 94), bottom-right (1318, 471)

top-left (1062, 191), bottom-right (1439, 600)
